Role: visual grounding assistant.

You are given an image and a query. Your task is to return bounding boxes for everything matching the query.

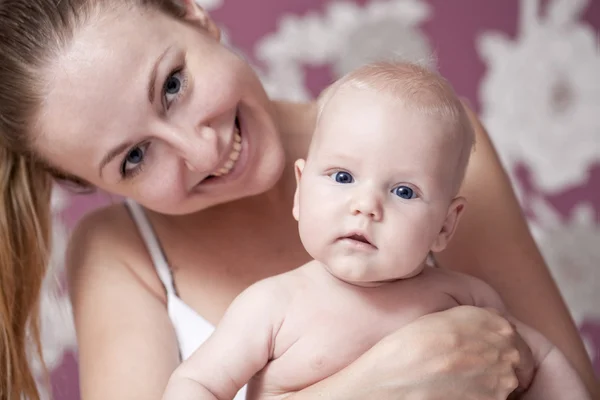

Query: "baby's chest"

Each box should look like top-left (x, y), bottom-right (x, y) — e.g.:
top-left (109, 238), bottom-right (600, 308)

top-left (258, 290), bottom-right (457, 393)
top-left (256, 316), bottom-right (382, 394)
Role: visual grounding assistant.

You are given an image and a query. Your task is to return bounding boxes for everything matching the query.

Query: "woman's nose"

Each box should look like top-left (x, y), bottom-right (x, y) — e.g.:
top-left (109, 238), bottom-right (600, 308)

top-left (177, 124), bottom-right (220, 173)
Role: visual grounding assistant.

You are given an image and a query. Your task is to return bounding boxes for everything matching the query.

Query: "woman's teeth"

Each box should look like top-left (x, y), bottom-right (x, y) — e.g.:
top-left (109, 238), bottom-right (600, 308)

top-left (213, 130), bottom-right (242, 177)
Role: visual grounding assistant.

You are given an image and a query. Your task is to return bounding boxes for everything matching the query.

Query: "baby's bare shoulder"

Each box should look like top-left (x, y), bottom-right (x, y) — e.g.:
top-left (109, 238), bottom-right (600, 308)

top-left (404, 267), bottom-right (483, 306)
top-left (416, 267), bottom-right (503, 309)
top-left (411, 266), bottom-right (471, 286)
top-left (236, 264), bottom-right (313, 312)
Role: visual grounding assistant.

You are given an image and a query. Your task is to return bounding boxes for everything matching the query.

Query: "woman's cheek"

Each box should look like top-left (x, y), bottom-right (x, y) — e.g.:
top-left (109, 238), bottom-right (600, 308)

top-left (135, 166), bottom-right (188, 210)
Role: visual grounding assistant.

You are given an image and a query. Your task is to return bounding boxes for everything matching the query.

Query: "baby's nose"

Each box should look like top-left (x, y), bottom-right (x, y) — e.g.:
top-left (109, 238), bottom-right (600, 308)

top-left (351, 189), bottom-right (383, 221)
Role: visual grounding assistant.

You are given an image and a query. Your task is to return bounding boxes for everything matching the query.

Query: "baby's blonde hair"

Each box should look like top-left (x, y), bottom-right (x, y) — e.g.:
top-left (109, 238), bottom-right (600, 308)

top-left (316, 61), bottom-right (475, 194)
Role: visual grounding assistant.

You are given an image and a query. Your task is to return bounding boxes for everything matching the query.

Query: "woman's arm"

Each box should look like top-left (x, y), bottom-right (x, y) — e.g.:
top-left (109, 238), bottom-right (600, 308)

top-left (67, 206), bottom-right (180, 399)
top-left (435, 104), bottom-right (599, 397)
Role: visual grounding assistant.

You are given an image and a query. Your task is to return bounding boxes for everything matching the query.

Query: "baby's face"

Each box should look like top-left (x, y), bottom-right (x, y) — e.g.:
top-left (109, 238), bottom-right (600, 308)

top-left (294, 87), bottom-right (464, 285)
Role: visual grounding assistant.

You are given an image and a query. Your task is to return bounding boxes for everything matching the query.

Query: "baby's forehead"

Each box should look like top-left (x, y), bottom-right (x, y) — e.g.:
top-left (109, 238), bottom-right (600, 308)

top-left (313, 88), bottom-right (467, 166)
top-left (314, 101), bottom-right (447, 154)
top-left (320, 78), bottom-right (471, 146)
top-left (317, 86), bottom-right (448, 139)
top-left (318, 85), bottom-right (400, 124)
top-left (317, 61), bottom-right (465, 124)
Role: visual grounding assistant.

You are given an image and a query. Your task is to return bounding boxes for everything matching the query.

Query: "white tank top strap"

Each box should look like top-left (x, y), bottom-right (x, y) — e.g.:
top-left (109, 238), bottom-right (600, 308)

top-left (124, 198), bottom-right (177, 297)
top-left (123, 199), bottom-right (249, 398)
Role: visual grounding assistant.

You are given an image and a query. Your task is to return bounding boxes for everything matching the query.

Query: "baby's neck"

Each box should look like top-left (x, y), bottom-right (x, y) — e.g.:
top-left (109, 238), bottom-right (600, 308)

top-left (307, 259), bottom-right (427, 289)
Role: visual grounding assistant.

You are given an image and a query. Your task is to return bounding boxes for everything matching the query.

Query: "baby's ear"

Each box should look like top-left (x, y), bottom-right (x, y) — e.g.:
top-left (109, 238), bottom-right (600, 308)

top-left (180, 0), bottom-right (221, 40)
top-left (431, 197), bottom-right (467, 253)
top-left (292, 159), bottom-right (306, 221)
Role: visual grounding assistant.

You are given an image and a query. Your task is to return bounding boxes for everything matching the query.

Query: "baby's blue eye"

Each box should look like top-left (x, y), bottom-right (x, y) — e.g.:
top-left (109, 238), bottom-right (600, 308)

top-left (331, 171), bottom-right (354, 184)
top-left (393, 185), bottom-right (416, 199)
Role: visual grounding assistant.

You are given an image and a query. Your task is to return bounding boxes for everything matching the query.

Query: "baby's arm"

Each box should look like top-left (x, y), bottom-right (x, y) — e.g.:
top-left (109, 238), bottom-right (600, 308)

top-left (518, 332), bottom-right (591, 400)
top-left (451, 272), bottom-right (591, 399)
top-left (162, 280), bottom-right (285, 400)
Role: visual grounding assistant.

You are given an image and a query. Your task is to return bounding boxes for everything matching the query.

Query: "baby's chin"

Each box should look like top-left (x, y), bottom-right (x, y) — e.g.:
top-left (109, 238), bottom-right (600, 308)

top-left (322, 260), bottom-right (423, 287)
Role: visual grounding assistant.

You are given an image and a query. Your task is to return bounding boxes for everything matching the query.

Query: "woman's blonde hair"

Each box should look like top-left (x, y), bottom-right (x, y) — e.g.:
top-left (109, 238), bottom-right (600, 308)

top-left (0, 0), bottom-right (186, 398)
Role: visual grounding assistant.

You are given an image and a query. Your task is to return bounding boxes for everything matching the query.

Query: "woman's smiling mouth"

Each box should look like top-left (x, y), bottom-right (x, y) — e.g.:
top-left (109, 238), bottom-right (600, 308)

top-left (194, 115), bottom-right (248, 188)
top-left (213, 126), bottom-right (241, 177)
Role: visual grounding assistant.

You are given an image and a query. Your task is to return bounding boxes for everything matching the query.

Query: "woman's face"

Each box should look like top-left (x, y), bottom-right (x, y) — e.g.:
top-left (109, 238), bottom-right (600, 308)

top-left (34, 3), bottom-right (285, 215)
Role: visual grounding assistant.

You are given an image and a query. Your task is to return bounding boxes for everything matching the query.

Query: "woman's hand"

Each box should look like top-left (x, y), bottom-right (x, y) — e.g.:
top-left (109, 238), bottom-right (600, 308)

top-left (290, 306), bottom-right (535, 400)
top-left (366, 306), bottom-right (534, 399)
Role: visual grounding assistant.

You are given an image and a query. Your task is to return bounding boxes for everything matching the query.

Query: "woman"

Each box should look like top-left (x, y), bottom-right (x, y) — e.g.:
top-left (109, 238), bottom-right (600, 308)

top-left (0, 0), bottom-right (595, 399)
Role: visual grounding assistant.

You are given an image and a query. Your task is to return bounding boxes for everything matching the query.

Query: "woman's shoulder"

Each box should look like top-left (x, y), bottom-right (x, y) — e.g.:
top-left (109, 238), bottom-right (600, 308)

top-left (68, 202), bottom-right (138, 256)
top-left (66, 202), bottom-right (167, 303)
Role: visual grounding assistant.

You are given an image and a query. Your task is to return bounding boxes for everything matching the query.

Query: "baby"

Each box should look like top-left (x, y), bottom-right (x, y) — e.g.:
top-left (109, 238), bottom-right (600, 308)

top-left (162, 62), bottom-right (589, 400)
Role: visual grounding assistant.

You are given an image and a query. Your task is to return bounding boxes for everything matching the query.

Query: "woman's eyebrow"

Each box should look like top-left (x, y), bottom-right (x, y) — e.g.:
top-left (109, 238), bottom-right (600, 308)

top-left (98, 141), bottom-right (132, 178)
top-left (147, 45), bottom-right (173, 103)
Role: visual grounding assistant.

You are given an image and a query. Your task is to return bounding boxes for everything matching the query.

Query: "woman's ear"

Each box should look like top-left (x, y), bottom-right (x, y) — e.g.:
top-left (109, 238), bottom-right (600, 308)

top-left (292, 159), bottom-right (306, 221)
top-left (180, 0), bottom-right (221, 40)
top-left (431, 197), bottom-right (467, 253)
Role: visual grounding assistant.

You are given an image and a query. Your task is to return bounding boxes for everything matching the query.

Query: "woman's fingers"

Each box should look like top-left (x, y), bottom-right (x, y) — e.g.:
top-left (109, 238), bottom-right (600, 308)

top-left (481, 307), bottom-right (535, 391)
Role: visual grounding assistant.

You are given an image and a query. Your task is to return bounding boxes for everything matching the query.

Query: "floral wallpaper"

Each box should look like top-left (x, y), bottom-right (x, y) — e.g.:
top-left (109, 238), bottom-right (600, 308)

top-left (39, 0), bottom-right (599, 398)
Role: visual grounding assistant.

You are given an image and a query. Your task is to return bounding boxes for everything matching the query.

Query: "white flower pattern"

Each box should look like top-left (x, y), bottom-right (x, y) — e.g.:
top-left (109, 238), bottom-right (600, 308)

top-left (256, 0), bottom-right (432, 101)
top-left (477, 0), bottom-right (600, 193)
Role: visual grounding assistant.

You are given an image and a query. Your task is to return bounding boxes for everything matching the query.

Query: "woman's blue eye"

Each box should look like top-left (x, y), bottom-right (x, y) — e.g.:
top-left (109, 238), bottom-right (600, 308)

top-left (121, 145), bottom-right (147, 177)
top-left (393, 185), bottom-right (416, 199)
top-left (331, 171), bottom-right (354, 184)
top-left (163, 70), bottom-right (185, 107)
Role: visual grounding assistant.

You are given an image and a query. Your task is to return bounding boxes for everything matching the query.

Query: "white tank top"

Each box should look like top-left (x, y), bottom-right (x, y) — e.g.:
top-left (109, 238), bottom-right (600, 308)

top-left (125, 199), bottom-right (247, 399)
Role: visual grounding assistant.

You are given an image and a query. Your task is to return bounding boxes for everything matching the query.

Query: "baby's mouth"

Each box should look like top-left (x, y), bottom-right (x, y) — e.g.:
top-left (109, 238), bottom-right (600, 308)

top-left (346, 234), bottom-right (371, 245)
top-left (340, 233), bottom-right (377, 249)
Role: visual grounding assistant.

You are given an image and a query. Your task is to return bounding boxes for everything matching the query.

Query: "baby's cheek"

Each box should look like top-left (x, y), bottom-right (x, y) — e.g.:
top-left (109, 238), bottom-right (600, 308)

top-left (300, 188), bottom-right (328, 218)
top-left (298, 218), bottom-right (324, 261)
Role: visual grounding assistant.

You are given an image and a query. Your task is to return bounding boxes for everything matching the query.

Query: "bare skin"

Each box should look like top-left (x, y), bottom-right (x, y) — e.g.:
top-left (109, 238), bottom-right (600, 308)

top-left (163, 264), bottom-right (588, 400)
